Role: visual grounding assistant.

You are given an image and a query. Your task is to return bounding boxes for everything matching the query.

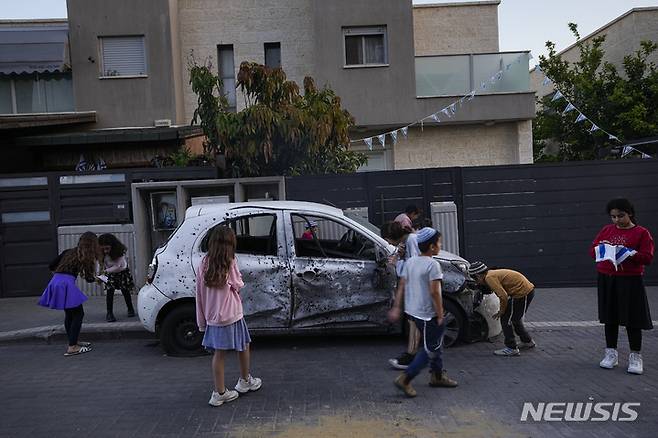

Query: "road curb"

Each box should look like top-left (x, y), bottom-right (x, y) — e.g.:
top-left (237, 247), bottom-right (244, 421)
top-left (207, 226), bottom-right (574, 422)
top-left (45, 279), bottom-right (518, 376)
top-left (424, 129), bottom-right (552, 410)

top-left (0, 322), bottom-right (153, 345)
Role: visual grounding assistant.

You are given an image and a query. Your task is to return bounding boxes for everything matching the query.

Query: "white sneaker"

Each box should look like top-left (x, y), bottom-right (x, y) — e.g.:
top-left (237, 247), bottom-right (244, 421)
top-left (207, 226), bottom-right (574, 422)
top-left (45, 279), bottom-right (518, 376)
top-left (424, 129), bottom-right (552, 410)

top-left (493, 347), bottom-right (520, 356)
top-left (235, 375), bottom-right (262, 393)
top-left (628, 352), bottom-right (643, 375)
top-left (599, 348), bottom-right (618, 369)
top-left (208, 389), bottom-right (239, 407)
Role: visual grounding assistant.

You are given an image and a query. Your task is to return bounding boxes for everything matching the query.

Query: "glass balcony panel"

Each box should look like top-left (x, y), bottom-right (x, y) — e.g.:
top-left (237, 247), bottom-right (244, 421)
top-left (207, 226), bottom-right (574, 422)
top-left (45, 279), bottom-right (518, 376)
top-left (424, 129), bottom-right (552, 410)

top-left (415, 51), bottom-right (530, 97)
top-left (415, 55), bottom-right (470, 97)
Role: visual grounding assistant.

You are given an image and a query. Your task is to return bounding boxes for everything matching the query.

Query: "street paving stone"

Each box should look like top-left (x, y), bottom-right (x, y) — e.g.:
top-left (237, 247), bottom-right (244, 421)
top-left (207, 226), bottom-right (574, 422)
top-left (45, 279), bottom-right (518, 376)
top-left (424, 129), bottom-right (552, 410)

top-left (1, 326), bottom-right (657, 438)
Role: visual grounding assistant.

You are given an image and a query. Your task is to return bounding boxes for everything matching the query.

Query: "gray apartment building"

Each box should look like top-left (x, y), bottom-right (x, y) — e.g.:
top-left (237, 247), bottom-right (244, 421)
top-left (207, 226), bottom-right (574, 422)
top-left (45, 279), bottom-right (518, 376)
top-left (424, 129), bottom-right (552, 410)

top-left (2, 0), bottom-right (535, 172)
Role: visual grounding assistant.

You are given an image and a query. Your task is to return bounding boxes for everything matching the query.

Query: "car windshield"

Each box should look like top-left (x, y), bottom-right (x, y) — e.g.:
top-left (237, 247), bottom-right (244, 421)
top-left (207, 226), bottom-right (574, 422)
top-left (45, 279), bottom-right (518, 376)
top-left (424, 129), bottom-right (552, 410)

top-left (343, 211), bottom-right (380, 235)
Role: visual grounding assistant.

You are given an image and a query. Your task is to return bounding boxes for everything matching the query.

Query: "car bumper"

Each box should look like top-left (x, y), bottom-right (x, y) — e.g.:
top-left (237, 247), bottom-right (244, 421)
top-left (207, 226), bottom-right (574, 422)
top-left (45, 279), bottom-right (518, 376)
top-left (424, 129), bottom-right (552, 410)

top-left (137, 284), bottom-right (170, 333)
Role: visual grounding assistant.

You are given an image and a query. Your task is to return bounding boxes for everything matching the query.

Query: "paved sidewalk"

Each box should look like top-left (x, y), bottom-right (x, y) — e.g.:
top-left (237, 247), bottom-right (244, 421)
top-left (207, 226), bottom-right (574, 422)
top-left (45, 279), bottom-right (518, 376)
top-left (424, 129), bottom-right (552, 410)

top-left (1, 287), bottom-right (657, 344)
top-left (0, 294), bottom-right (145, 343)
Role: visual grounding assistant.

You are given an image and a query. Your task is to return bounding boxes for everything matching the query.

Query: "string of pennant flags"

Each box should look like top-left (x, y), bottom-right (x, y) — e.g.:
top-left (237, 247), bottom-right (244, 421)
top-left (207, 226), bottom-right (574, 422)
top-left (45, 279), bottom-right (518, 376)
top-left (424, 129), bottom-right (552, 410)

top-left (352, 53), bottom-right (528, 150)
top-left (351, 53), bottom-right (654, 159)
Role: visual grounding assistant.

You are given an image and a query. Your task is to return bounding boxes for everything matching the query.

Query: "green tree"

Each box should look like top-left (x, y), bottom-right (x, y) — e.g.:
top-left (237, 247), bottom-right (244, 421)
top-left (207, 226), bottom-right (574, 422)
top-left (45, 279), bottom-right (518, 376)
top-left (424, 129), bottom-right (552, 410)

top-left (189, 59), bottom-right (366, 176)
top-left (534, 23), bottom-right (658, 161)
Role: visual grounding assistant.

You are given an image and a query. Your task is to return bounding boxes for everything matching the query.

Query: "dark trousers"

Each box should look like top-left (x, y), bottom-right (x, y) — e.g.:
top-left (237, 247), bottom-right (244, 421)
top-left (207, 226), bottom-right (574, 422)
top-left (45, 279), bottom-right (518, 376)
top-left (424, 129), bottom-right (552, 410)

top-left (64, 305), bottom-right (84, 347)
top-left (605, 324), bottom-right (642, 351)
top-left (501, 290), bottom-right (534, 349)
top-left (405, 316), bottom-right (446, 380)
top-left (106, 289), bottom-right (135, 315)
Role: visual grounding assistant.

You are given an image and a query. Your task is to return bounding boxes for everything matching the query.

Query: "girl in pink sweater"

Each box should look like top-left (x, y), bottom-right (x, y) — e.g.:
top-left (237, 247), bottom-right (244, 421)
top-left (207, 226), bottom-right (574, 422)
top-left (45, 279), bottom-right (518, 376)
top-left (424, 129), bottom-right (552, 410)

top-left (196, 225), bottom-right (262, 407)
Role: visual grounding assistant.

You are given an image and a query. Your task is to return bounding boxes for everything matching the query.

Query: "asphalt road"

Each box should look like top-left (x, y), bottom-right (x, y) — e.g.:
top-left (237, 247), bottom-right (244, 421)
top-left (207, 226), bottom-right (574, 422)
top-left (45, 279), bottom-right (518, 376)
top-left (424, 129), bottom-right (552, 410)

top-left (1, 325), bottom-right (657, 438)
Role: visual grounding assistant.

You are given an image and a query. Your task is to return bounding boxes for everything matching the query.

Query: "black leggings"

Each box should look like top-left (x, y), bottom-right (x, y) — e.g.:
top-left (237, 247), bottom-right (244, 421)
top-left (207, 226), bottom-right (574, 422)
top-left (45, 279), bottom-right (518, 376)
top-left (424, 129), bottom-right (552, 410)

top-left (605, 324), bottom-right (642, 351)
top-left (64, 305), bottom-right (84, 347)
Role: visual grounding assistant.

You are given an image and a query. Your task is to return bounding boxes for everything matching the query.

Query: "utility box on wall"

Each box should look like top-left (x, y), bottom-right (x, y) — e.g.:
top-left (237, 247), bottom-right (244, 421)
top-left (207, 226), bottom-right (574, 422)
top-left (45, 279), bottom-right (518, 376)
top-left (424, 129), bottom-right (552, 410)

top-left (430, 201), bottom-right (459, 255)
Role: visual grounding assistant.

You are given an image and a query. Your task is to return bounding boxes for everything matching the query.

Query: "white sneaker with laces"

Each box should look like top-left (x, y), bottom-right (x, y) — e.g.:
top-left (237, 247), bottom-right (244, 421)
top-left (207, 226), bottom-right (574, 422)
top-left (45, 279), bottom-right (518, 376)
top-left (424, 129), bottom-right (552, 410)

top-left (208, 389), bottom-right (239, 407)
top-left (599, 348), bottom-right (618, 369)
top-left (235, 375), bottom-right (262, 393)
top-left (628, 352), bottom-right (643, 375)
top-left (493, 347), bottom-right (520, 356)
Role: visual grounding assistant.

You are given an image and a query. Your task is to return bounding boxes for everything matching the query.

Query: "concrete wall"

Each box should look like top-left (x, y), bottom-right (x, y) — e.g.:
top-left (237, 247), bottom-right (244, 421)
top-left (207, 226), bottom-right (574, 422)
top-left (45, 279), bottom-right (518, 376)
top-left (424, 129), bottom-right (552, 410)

top-left (312, 0), bottom-right (417, 127)
top-left (532, 8), bottom-right (658, 99)
top-left (177, 0), bottom-right (316, 122)
top-left (391, 121), bottom-right (532, 169)
top-left (67, 0), bottom-right (180, 128)
top-left (413, 1), bottom-right (500, 56)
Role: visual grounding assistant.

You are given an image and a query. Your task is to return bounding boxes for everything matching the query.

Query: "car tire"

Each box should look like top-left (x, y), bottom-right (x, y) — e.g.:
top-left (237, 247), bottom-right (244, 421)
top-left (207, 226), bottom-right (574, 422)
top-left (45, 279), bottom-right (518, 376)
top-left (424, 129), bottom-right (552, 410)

top-left (160, 303), bottom-right (204, 356)
top-left (442, 299), bottom-right (465, 348)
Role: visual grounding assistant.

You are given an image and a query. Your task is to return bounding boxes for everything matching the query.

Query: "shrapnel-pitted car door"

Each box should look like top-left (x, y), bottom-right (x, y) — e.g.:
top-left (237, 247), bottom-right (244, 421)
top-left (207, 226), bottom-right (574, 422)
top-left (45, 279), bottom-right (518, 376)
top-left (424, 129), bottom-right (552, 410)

top-left (192, 211), bottom-right (292, 329)
top-left (285, 211), bottom-right (393, 330)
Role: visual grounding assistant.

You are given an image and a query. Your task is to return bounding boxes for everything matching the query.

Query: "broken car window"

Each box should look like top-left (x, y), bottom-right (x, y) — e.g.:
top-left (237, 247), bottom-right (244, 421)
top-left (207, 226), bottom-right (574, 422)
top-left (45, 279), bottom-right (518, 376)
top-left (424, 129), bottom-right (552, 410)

top-left (291, 214), bottom-right (376, 261)
top-left (200, 214), bottom-right (277, 256)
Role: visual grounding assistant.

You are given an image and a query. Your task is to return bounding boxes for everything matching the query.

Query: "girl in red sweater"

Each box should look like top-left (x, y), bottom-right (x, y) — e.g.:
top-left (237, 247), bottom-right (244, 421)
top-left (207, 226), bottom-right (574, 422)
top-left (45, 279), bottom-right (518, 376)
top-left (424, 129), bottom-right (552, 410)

top-left (591, 198), bottom-right (654, 374)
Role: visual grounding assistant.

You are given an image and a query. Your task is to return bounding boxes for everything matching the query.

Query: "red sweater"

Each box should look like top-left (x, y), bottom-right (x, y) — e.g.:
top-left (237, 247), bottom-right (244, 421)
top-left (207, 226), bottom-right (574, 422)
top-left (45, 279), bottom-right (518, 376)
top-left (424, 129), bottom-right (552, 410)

top-left (590, 224), bottom-right (654, 276)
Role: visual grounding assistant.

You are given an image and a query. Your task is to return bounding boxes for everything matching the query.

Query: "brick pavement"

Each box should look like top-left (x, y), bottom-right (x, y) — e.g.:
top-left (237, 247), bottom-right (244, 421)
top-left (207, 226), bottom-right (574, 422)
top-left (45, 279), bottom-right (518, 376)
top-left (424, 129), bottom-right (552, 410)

top-left (1, 324), bottom-right (657, 438)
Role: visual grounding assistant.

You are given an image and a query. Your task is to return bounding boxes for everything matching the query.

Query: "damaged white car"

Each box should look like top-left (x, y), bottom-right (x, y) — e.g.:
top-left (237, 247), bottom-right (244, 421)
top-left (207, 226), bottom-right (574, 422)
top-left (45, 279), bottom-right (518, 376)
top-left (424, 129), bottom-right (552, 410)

top-left (138, 201), bottom-right (501, 355)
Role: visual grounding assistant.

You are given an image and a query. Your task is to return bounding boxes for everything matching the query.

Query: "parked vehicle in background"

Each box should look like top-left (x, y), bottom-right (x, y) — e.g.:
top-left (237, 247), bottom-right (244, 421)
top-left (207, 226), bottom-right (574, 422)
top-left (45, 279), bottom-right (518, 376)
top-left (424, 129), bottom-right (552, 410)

top-left (138, 201), bottom-right (501, 355)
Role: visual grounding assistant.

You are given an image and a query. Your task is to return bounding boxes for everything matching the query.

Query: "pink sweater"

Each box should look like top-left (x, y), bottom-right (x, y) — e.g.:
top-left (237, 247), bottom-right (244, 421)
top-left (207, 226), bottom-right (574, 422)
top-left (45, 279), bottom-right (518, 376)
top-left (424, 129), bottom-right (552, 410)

top-left (195, 257), bottom-right (245, 331)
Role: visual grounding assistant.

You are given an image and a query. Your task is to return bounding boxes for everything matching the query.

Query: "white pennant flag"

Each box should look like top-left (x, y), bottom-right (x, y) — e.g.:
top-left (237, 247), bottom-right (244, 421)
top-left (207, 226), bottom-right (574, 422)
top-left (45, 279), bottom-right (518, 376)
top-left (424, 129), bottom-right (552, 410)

top-left (542, 76), bottom-right (551, 86)
top-left (364, 137), bottom-right (373, 150)
top-left (563, 103), bottom-right (576, 114)
top-left (575, 113), bottom-right (587, 123)
top-left (441, 108), bottom-right (451, 118)
top-left (430, 112), bottom-right (440, 122)
top-left (449, 103), bottom-right (457, 115)
top-left (390, 130), bottom-right (398, 144)
top-left (609, 134), bottom-right (619, 141)
top-left (642, 153), bottom-right (651, 159)
top-left (621, 146), bottom-right (633, 157)
top-left (466, 90), bottom-right (476, 101)
top-left (377, 134), bottom-right (386, 148)
top-left (589, 124), bottom-right (599, 133)
top-left (551, 90), bottom-right (563, 101)
top-left (401, 126), bottom-right (408, 138)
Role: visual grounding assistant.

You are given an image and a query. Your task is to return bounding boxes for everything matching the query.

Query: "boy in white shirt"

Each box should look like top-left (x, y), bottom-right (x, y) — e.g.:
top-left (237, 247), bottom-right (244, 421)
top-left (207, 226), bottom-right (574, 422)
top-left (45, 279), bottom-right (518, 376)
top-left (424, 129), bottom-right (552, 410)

top-left (388, 227), bottom-right (458, 397)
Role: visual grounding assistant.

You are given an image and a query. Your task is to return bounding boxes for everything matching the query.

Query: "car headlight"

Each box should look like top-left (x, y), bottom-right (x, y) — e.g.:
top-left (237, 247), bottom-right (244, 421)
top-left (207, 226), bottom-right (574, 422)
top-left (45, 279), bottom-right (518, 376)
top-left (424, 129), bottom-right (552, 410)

top-left (451, 260), bottom-right (468, 275)
top-left (146, 258), bottom-right (158, 284)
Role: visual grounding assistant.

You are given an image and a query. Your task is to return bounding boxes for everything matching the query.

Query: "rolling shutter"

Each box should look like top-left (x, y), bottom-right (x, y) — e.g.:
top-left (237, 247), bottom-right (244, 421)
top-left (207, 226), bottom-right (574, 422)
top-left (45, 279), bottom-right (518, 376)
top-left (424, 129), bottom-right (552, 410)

top-left (100, 36), bottom-right (146, 77)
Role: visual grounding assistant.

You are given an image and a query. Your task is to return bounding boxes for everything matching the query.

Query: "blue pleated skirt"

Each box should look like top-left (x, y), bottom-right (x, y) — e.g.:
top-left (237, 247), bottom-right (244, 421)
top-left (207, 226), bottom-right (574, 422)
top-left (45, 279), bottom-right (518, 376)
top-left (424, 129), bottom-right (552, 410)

top-left (38, 273), bottom-right (88, 310)
top-left (202, 318), bottom-right (252, 352)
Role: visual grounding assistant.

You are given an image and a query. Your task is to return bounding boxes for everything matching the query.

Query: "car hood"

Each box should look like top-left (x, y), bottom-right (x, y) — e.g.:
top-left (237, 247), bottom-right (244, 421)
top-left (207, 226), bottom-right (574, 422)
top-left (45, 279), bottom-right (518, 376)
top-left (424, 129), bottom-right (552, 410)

top-left (433, 250), bottom-right (469, 265)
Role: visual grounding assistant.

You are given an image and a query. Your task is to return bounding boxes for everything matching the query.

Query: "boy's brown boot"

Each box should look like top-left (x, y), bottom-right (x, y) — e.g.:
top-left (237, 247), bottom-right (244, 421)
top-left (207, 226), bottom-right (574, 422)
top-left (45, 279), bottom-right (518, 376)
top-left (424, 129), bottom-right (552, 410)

top-left (394, 373), bottom-right (417, 397)
top-left (429, 370), bottom-right (458, 388)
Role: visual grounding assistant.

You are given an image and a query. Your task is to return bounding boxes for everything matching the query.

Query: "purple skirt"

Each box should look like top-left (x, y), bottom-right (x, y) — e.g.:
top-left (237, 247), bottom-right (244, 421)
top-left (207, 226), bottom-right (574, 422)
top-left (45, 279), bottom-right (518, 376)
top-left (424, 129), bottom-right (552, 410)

top-left (202, 318), bottom-right (252, 352)
top-left (38, 273), bottom-right (88, 310)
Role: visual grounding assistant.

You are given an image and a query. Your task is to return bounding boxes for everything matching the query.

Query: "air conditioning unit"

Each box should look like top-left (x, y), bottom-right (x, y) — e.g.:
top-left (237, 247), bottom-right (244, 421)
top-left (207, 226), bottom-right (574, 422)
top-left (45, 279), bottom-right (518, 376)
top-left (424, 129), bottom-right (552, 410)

top-left (154, 119), bottom-right (171, 127)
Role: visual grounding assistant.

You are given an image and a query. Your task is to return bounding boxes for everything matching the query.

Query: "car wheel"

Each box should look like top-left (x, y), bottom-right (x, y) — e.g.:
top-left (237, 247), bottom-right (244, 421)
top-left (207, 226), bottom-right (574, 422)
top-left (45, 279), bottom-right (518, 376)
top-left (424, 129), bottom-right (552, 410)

top-left (442, 300), bottom-right (465, 348)
top-left (160, 304), bottom-right (204, 356)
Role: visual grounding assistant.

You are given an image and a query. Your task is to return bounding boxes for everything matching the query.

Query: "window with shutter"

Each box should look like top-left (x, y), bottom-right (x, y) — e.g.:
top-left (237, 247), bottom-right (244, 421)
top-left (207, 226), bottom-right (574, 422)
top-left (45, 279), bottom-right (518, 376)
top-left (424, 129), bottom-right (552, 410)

top-left (99, 36), bottom-right (147, 77)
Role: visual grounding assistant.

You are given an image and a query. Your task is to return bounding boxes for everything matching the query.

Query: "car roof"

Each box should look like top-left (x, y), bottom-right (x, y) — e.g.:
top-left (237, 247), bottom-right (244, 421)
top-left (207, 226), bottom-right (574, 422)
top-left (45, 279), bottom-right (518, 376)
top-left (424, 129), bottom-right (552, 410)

top-left (186, 201), bottom-right (344, 219)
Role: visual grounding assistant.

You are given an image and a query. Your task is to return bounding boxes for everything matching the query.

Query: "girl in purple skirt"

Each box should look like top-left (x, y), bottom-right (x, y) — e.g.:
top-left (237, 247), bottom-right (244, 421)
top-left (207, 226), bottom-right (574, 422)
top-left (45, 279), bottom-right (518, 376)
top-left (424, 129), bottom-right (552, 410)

top-left (38, 232), bottom-right (100, 356)
top-left (195, 225), bottom-right (262, 407)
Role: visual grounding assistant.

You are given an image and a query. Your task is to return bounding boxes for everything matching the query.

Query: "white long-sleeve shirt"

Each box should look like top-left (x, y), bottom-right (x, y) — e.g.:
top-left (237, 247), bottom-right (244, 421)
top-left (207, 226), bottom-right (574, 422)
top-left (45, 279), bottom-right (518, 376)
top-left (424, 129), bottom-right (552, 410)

top-left (103, 254), bottom-right (128, 274)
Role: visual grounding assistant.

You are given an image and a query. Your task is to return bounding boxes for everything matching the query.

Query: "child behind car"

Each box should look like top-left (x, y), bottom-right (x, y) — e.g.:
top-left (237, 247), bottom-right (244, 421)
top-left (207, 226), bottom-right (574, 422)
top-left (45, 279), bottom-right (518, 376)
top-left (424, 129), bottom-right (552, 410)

top-left (388, 227), bottom-right (458, 397)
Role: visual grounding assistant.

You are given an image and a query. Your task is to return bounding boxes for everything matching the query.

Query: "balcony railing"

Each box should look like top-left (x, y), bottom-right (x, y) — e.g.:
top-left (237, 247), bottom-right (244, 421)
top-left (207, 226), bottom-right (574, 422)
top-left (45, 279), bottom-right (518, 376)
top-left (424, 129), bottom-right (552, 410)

top-left (415, 51), bottom-right (530, 98)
